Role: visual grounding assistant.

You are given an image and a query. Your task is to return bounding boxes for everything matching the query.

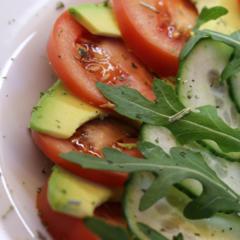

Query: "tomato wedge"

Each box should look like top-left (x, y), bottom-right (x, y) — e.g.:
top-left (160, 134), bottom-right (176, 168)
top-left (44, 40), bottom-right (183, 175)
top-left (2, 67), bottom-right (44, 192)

top-left (32, 118), bottom-right (140, 188)
top-left (48, 12), bottom-right (154, 107)
top-left (37, 184), bottom-right (125, 240)
top-left (112, 0), bottom-right (197, 76)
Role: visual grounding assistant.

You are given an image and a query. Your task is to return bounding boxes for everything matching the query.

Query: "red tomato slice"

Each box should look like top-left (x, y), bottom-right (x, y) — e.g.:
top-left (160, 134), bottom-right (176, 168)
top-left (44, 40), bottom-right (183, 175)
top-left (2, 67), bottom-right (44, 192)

top-left (32, 118), bottom-right (140, 188)
top-left (48, 12), bottom-right (154, 107)
top-left (37, 184), bottom-right (125, 240)
top-left (112, 0), bottom-right (197, 76)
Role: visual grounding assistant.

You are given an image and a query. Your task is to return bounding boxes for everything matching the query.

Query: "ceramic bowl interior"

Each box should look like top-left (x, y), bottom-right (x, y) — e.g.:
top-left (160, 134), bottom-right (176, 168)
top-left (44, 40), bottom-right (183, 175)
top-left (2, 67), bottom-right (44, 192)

top-left (0, 0), bottom-right (99, 239)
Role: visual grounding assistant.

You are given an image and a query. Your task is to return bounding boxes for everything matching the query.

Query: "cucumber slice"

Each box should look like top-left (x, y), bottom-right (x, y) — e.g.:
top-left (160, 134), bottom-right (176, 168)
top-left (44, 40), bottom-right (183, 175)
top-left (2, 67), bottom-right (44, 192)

top-left (141, 125), bottom-right (202, 197)
top-left (141, 125), bottom-right (179, 152)
top-left (141, 125), bottom-right (240, 196)
top-left (177, 39), bottom-right (240, 161)
top-left (229, 72), bottom-right (240, 112)
top-left (125, 172), bottom-right (240, 240)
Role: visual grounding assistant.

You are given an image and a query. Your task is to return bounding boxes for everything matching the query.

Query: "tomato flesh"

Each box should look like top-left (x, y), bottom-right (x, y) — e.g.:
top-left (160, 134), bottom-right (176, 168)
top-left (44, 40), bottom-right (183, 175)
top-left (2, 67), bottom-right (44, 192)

top-left (157, 0), bottom-right (196, 39)
top-left (37, 184), bottom-right (124, 240)
top-left (70, 118), bottom-right (137, 157)
top-left (32, 118), bottom-right (140, 187)
top-left (48, 12), bottom-right (154, 107)
top-left (112, 0), bottom-right (197, 76)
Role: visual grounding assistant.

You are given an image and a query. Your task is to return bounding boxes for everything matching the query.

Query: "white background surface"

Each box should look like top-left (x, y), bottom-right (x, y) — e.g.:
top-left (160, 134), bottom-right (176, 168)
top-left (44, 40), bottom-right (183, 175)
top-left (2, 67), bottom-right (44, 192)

top-left (0, 0), bottom-right (46, 238)
top-left (0, 0), bottom-right (99, 239)
top-left (0, 182), bottom-right (30, 239)
top-left (0, 0), bottom-right (68, 239)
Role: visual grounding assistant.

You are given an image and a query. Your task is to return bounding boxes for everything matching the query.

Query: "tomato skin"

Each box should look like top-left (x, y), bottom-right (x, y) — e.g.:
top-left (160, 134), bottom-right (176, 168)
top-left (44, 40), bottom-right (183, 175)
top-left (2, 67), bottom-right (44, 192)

top-left (32, 131), bottom-right (129, 187)
top-left (112, 0), bottom-right (197, 77)
top-left (37, 184), bottom-right (124, 240)
top-left (48, 12), bottom-right (154, 107)
top-left (37, 184), bottom-right (99, 240)
top-left (32, 119), bottom-right (141, 188)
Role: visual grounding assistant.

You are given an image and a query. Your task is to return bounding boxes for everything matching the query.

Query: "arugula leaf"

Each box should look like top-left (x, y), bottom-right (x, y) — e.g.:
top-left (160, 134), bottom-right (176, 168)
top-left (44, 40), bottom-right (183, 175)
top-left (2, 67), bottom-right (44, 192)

top-left (181, 6), bottom-right (240, 80)
top-left (61, 142), bottom-right (240, 219)
top-left (138, 223), bottom-right (168, 240)
top-left (85, 218), bottom-right (168, 240)
top-left (180, 29), bottom-right (240, 60)
top-left (221, 50), bottom-right (240, 82)
top-left (180, 31), bottom-right (208, 60)
top-left (84, 218), bottom-right (130, 240)
top-left (194, 6), bottom-right (228, 30)
top-left (173, 233), bottom-right (184, 240)
top-left (221, 32), bottom-right (240, 82)
top-left (181, 6), bottom-right (229, 59)
top-left (97, 80), bottom-right (240, 153)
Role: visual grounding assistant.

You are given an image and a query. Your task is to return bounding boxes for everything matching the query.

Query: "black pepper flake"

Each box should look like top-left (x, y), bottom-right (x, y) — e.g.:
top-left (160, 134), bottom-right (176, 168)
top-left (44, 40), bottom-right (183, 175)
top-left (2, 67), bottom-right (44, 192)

top-left (32, 106), bottom-right (41, 113)
top-left (37, 187), bottom-right (42, 193)
top-left (229, 227), bottom-right (233, 231)
top-left (78, 48), bottom-right (88, 58)
top-left (61, 189), bottom-right (67, 194)
top-left (117, 76), bottom-right (125, 81)
top-left (40, 92), bottom-right (45, 98)
top-left (103, 0), bottom-right (109, 7)
top-left (131, 62), bottom-right (138, 69)
top-left (56, 1), bottom-right (65, 10)
top-left (141, 189), bottom-right (147, 193)
top-left (37, 231), bottom-right (47, 240)
top-left (194, 233), bottom-right (201, 237)
top-left (41, 168), bottom-right (47, 174)
top-left (1, 206), bottom-right (13, 220)
top-left (2, 76), bottom-right (7, 80)
top-left (180, 152), bottom-right (186, 158)
top-left (58, 55), bottom-right (62, 59)
top-left (187, 95), bottom-right (192, 99)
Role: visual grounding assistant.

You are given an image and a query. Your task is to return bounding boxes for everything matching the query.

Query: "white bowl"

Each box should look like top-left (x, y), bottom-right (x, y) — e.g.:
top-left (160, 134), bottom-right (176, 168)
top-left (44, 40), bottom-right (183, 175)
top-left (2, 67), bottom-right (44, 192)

top-left (0, 0), bottom-right (98, 239)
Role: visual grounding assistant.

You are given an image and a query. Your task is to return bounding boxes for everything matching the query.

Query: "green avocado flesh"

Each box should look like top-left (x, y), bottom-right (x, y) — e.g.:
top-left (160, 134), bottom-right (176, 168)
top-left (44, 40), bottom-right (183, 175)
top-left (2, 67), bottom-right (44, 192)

top-left (69, 3), bottom-right (121, 37)
top-left (192, 0), bottom-right (240, 34)
top-left (30, 81), bottom-right (103, 139)
top-left (48, 166), bottom-right (112, 218)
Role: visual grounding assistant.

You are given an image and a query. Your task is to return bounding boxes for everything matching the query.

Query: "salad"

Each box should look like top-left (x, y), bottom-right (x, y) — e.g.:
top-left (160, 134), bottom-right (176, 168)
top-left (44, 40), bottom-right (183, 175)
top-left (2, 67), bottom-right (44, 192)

top-left (29, 0), bottom-right (240, 239)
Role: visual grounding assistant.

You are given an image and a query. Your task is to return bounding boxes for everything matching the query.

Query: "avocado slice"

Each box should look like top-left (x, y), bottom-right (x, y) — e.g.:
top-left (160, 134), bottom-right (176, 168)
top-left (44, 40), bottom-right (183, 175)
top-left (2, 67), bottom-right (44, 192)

top-left (48, 166), bottom-right (113, 218)
top-left (30, 81), bottom-right (103, 139)
top-left (193, 0), bottom-right (240, 34)
top-left (69, 3), bottom-right (121, 38)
